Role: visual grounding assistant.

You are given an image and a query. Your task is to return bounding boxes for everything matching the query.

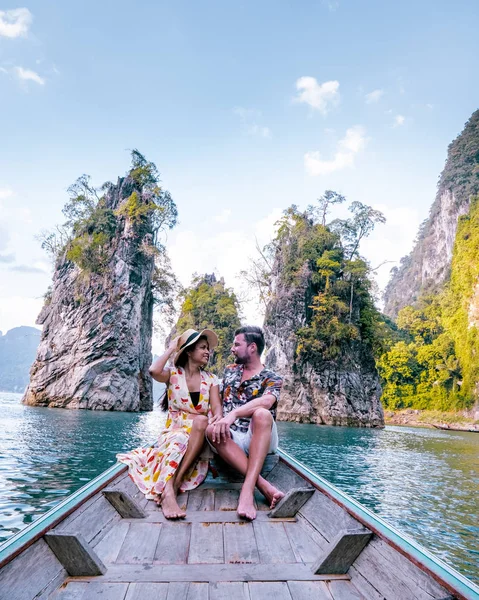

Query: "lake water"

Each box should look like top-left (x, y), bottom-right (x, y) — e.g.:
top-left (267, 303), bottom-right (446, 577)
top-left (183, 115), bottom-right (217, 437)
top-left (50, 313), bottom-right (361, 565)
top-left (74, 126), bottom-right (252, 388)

top-left (0, 392), bottom-right (478, 582)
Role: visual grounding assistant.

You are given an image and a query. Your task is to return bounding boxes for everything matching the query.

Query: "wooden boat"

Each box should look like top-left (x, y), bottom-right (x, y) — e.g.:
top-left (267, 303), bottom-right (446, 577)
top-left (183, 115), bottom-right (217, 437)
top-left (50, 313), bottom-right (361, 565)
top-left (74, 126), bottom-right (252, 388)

top-left (1, 449), bottom-right (478, 600)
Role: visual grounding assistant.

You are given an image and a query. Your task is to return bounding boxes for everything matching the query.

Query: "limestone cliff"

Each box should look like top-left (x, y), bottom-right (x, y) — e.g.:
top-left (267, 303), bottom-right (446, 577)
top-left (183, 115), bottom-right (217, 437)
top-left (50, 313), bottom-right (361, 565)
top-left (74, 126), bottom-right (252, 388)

top-left (23, 152), bottom-right (177, 411)
top-left (262, 207), bottom-right (384, 427)
top-left (384, 109), bottom-right (479, 318)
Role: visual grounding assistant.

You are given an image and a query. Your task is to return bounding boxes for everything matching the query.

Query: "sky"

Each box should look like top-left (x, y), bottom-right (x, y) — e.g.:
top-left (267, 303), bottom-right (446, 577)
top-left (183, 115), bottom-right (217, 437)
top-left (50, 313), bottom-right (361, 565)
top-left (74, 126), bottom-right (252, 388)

top-left (0, 0), bottom-right (478, 353)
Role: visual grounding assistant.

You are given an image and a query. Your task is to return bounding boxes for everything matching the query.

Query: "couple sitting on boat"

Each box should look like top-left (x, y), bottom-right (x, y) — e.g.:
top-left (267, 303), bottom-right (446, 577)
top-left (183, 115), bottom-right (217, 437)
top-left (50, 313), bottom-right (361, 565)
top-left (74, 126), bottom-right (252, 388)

top-left (118, 325), bottom-right (285, 521)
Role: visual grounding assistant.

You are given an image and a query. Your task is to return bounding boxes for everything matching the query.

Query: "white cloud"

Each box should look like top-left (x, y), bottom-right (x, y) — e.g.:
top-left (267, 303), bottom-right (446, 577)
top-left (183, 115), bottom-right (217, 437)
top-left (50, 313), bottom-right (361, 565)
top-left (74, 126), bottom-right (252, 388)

top-left (305, 125), bottom-right (368, 176)
top-left (321, 0), bottom-right (339, 11)
top-left (214, 209), bottom-right (232, 224)
top-left (365, 89), bottom-right (384, 104)
top-left (0, 8), bottom-right (32, 38)
top-left (0, 188), bottom-right (13, 200)
top-left (233, 107), bottom-right (271, 138)
top-left (393, 114), bottom-right (405, 127)
top-left (294, 77), bottom-right (340, 115)
top-left (14, 66), bottom-right (45, 85)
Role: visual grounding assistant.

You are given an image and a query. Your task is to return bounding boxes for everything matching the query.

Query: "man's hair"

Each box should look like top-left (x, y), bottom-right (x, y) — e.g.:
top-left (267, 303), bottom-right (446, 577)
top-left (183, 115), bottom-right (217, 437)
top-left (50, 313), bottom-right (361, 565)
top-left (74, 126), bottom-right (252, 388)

top-left (235, 326), bottom-right (265, 356)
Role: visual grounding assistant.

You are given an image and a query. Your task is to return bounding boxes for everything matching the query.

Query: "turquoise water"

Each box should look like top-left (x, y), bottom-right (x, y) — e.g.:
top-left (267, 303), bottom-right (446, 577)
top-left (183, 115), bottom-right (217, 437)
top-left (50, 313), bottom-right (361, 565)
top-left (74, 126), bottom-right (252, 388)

top-left (0, 393), bottom-right (478, 582)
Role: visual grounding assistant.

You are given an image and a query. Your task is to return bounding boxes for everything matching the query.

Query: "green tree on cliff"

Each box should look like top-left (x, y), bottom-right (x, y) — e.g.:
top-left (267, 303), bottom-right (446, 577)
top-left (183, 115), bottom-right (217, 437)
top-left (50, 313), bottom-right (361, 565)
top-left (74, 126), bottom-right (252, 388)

top-left (175, 274), bottom-right (241, 372)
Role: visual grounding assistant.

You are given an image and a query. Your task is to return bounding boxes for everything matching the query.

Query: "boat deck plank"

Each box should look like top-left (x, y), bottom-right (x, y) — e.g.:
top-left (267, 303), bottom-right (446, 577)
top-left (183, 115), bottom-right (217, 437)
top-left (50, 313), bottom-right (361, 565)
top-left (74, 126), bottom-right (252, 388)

top-left (248, 581), bottom-right (293, 600)
top-left (187, 488), bottom-right (216, 511)
top-left (224, 522), bottom-right (260, 564)
top-left (284, 519), bottom-right (325, 564)
top-left (288, 580), bottom-right (334, 600)
top-left (124, 582), bottom-right (169, 600)
top-left (116, 522), bottom-right (161, 564)
top-left (209, 582), bottom-right (250, 600)
top-left (93, 521), bottom-right (130, 564)
top-left (186, 582), bottom-right (209, 600)
top-left (154, 522), bottom-right (191, 564)
top-left (327, 579), bottom-right (364, 600)
top-left (188, 522), bottom-right (224, 564)
top-left (253, 521), bottom-right (296, 564)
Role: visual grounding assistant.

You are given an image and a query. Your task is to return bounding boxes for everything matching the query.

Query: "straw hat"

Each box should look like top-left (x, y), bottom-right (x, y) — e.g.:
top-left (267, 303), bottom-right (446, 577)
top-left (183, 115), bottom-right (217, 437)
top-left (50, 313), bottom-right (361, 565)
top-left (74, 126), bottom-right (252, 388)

top-left (173, 328), bottom-right (218, 366)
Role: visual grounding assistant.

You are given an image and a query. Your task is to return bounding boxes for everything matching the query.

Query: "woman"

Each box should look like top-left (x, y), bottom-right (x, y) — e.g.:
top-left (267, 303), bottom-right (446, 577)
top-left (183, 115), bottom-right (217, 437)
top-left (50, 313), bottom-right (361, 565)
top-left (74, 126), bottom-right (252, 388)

top-left (117, 328), bottom-right (222, 519)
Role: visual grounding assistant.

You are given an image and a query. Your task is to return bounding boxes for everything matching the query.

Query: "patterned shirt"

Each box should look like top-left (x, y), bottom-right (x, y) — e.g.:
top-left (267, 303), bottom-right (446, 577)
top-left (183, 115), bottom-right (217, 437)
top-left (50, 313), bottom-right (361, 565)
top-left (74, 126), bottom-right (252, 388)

top-left (221, 364), bottom-right (283, 434)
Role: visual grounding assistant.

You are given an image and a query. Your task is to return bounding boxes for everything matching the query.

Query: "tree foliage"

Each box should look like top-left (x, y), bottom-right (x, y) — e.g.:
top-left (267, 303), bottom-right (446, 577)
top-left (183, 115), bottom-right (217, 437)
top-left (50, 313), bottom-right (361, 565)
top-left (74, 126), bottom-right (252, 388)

top-left (377, 196), bottom-right (479, 410)
top-left (260, 196), bottom-right (387, 362)
top-left (175, 274), bottom-right (242, 372)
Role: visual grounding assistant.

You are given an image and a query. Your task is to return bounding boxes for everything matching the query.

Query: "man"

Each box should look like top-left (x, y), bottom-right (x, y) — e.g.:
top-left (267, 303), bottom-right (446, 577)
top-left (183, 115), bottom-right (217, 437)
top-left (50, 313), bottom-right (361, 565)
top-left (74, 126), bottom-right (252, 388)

top-left (206, 326), bottom-right (285, 520)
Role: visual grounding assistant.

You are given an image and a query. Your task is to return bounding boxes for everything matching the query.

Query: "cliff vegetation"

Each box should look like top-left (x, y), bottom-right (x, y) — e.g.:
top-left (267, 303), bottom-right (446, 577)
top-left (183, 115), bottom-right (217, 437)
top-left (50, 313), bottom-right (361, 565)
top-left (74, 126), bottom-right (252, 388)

top-left (174, 273), bottom-right (241, 372)
top-left (378, 196), bottom-right (479, 409)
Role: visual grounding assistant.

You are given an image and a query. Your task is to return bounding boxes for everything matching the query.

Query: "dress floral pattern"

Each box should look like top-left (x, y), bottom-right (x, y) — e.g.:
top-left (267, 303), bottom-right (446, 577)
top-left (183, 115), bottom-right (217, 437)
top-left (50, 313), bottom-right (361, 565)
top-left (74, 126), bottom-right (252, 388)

top-left (117, 367), bottom-right (219, 499)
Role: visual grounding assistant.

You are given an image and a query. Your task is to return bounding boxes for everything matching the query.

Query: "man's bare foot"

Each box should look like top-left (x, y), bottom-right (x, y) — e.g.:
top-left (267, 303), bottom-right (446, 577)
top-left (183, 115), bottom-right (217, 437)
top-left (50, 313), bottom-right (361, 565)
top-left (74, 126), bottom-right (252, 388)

top-left (237, 488), bottom-right (257, 520)
top-left (260, 480), bottom-right (285, 509)
top-left (160, 482), bottom-right (186, 519)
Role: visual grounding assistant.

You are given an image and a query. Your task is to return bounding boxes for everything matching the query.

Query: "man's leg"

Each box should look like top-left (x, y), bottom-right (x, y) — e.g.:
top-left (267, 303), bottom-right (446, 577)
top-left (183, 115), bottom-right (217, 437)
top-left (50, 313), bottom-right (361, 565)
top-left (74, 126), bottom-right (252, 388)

top-left (206, 408), bottom-right (284, 519)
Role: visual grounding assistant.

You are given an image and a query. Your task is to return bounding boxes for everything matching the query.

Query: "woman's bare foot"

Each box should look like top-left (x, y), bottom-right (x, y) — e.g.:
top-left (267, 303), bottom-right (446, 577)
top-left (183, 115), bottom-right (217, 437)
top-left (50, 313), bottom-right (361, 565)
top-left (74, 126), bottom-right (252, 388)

top-left (160, 481), bottom-right (186, 519)
top-left (237, 487), bottom-right (257, 520)
top-left (259, 480), bottom-right (285, 509)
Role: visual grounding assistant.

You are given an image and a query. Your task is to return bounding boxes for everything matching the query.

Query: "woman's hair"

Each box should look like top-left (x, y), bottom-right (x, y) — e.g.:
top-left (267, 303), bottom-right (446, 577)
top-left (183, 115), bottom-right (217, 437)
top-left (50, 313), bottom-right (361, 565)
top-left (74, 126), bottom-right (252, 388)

top-left (160, 335), bottom-right (209, 411)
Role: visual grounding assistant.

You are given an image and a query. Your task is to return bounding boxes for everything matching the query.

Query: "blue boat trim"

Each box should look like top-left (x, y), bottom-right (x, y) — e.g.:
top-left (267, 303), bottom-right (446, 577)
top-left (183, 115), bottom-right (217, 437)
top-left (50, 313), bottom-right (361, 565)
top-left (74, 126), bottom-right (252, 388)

top-left (0, 461), bottom-right (127, 569)
top-left (277, 448), bottom-right (479, 600)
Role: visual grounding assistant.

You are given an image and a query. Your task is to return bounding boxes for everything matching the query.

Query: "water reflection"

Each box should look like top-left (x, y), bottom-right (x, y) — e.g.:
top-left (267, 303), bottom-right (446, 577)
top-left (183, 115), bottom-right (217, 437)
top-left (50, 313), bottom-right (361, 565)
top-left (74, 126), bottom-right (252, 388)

top-left (0, 393), bottom-right (477, 582)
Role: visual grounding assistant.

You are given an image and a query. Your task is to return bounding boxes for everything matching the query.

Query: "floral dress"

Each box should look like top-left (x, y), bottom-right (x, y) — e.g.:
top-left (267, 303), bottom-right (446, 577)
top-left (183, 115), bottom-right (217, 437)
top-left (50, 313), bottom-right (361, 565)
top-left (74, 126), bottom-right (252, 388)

top-left (117, 367), bottom-right (219, 499)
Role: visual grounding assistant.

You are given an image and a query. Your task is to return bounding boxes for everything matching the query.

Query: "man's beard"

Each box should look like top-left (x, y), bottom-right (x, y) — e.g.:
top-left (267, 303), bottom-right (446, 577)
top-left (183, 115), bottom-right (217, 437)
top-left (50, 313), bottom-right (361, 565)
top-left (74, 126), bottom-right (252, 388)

top-left (234, 354), bottom-right (247, 365)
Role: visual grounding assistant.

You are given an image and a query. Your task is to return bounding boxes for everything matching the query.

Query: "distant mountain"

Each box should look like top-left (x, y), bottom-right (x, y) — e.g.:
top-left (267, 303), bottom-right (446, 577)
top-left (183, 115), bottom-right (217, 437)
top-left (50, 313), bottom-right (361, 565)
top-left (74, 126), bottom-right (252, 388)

top-left (0, 327), bottom-right (42, 393)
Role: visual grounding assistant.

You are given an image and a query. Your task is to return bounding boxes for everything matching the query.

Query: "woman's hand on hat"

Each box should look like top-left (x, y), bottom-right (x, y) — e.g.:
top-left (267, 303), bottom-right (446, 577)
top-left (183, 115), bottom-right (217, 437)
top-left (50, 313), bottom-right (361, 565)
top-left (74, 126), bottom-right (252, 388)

top-left (167, 336), bottom-right (180, 354)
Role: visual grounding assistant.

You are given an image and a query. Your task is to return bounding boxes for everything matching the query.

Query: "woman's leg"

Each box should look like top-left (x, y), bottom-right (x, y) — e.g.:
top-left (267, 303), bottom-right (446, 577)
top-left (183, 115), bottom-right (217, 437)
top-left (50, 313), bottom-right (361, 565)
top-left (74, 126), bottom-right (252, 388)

top-left (160, 415), bottom-right (208, 519)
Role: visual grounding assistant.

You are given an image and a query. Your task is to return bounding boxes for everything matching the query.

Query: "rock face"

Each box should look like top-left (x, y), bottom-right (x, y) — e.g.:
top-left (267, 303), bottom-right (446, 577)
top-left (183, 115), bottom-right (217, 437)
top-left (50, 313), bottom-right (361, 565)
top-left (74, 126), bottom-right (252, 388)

top-left (264, 266), bottom-right (384, 428)
top-left (0, 326), bottom-right (41, 393)
top-left (384, 110), bottom-right (479, 318)
top-left (23, 172), bottom-right (163, 411)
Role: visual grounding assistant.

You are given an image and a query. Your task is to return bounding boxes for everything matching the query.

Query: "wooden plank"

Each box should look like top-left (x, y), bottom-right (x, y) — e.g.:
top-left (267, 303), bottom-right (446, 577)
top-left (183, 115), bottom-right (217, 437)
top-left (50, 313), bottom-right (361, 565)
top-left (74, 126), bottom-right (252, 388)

top-left (261, 454), bottom-right (280, 476)
top-left (224, 522), bottom-right (260, 564)
top-left (187, 583), bottom-right (209, 600)
top-left (266, 462), bottom-right (309, 492)
top-left (78, 582), bottom-right (128, 599)
top-left (312, 529), bottom-right (372, 575)
top-left (209, 582), bottom-right (250, 600)
top-left (154, 523), bottom-right (191, 564)
top-left (167, 583), bottom-right (190, 600)
top-left (0, 539), bottom-right (65, 600)
top-left (76, 563), bottom-right (351, 582)
top-left (254, 490), bottom-right (270, 511)
top-left (136, 510), bottom-right (295, 524)
top-left (57, 495), bottom-right (119, 545)
top-left (352, 541), bottom-right (429, 600)
top-left (287, 581), bottom-right (333, 600)
top-left (178, 491), bottom-right (189, 511)
top-left (348, 566), bottom-right (384, 600)
top-left (269, 487), bottom-right (314, 518)
top-left (200, 482), bottom-right (243, 490)
top-left (45, 532), bottom-right (106, 576)
top-left (215, 489), bottom-right (239, 510)
top-left (249, 582), bottom-right (292, 600)
top-left (94, 521), bottom-right (130, 564)
top-left (102, 489), bottom-right (147, 518)
top-left (49, 582), bottom-right (89, 600)
top-left (368, 536), bottom-right (451, 599)
top-left (253, 522), bottom-right (296, 563)
top-left (299, 491), bottom-right (359, 543)
top-left (188, 489), bottom-right (215, 511)
top-left (125, 582), bottom-right (169, 600)
top-left (116, 523), bottom-right (161, 564)
top-left (188, 523), bottom-right (224, 564)
top-left (284, 519), bottom-right (326, 563)
top-left (327, 580), bottom-right (363, 600)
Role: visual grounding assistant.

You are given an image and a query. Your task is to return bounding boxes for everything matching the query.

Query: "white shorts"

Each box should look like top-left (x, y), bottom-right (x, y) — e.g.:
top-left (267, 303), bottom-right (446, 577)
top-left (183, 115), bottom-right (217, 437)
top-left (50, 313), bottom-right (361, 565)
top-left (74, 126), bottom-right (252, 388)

top-left (209, 421), bottom-right (279, 456)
